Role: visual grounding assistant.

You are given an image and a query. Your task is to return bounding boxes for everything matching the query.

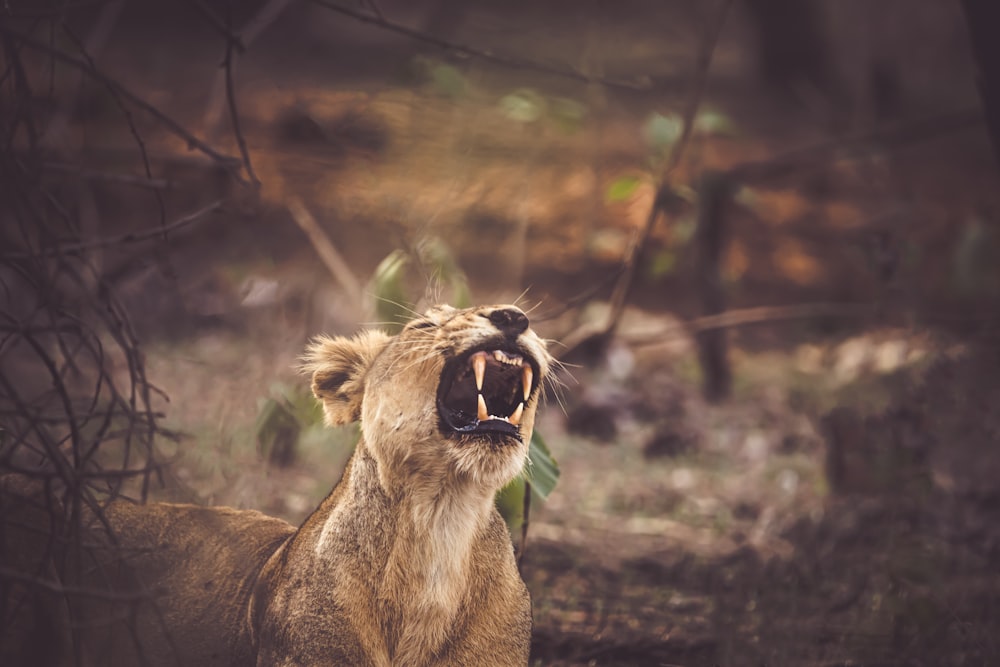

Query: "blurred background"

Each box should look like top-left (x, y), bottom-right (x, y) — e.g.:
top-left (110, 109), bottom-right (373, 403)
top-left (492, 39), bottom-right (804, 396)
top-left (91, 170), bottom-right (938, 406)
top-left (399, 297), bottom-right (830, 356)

top-left (2, 0), bottom-right (1000, 664)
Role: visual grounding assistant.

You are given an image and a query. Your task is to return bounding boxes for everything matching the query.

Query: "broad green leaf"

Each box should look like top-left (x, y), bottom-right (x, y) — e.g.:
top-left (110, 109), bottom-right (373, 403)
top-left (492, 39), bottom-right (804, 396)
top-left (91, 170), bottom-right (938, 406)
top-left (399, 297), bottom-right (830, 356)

top-left (499, 89), bottom-right (546, 123)
top-left (496, 431), bottom-right (560, 533)
top-left (524, 430), bottom-right (559, 499)
top-left (495, 478), bottom-right (526, 534)
top-left (605, 175), bottom-right (642, 203)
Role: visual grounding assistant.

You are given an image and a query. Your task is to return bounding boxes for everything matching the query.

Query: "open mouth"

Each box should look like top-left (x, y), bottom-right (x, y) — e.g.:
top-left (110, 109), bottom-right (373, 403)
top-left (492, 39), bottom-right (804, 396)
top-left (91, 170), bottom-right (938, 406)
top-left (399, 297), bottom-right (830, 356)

top-left (437, 347), bottom-right (538, 440)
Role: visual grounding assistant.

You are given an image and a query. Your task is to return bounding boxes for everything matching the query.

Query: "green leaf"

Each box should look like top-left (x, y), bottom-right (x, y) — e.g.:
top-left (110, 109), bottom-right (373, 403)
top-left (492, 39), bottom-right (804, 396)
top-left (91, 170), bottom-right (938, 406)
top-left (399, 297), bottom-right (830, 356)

top-left (642, 112), bottom-right (683, 153)
top-left (694, 109), bottom-right (737, 136)
top-left (525, 430), bottom-right (559, 498)
top-left (499, 89), bottom-right (546, 123)
top-left (430, 63), bottom-right (467, 98)
top-left (496, 431), bottom-right (560, 533)
top-left (648, 250), bottom-right (677, 278)
top-left (254, 396), bottom-right (301, 466)
top-left (549, 96), bottom-right (587, 133)
top-left (495, 478), bottom-right (526, 534)
top-left (371, 250), bottom-right (411, 333)
top-left (605, 175), bottom-right (642, 203)
top-left (418, 237), bottom-right (472, 308)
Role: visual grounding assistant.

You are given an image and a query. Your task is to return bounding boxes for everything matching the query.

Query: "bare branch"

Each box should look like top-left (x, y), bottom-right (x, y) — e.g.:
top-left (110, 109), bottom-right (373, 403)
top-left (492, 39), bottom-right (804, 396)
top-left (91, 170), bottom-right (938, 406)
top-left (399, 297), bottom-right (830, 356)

top-left (223, 19), bottom-right (260, 188)
top-left (287, 196), bottom-right (364, 312)
top-left (41, 162), bottom-right (171, 190)
top-left (0, 26), bottom-right (242, 168)
top-left (564, 0), bottom-right (734, 357)
top-left (310, 0), bottom-right (651, 91)
top-left (41, 0), bottom-right (126, 148)
top-left (729, 107), bottom-right (983, 184)
top-left (201, 0), bottom-right (298, 134)
top-left (1, 199), bottom-right (226, 259)
top-left (624, 302), bottom-right (876, 347)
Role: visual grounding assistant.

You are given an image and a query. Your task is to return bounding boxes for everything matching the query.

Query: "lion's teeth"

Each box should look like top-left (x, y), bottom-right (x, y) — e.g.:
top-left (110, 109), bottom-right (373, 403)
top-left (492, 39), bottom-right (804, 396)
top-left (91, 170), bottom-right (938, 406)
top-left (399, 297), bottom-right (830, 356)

top-left (477, 393), bottom-right (489, 421)
top-left (493, 350), bottom-right (523, 366)
top-left (509, 402), bottom-right (524, 426)
top-left (471, 351), bottom-right (486, 391)
top-left (522, 365), bottom-right (532, 401)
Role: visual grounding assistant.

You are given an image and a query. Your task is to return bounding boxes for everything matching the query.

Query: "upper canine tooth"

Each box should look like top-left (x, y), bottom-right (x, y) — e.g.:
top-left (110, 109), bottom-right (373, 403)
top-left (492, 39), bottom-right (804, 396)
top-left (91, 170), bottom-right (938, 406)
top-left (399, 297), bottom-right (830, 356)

top-left (509, 401), bottom-right (524, 426)
top-left (522, 365), bottom-right (533, 401)
top-left (471, 352), bottom-right (487, 391)
top-left (477, 393), bottom-right (489, 421)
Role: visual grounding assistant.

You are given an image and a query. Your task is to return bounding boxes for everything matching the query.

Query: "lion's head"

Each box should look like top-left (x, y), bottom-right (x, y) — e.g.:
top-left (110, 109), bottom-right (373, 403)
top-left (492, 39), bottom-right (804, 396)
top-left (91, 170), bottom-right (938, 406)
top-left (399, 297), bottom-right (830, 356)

top-left (303, 305), bottom-right (551, 490)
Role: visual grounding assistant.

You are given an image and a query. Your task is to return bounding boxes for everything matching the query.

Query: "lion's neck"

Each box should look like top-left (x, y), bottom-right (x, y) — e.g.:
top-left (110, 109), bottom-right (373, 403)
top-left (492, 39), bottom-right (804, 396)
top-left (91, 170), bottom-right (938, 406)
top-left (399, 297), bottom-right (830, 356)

top-left (319, 444), bottom-right (497, 664)
top-left (392, 478), bottom-right (494, 662)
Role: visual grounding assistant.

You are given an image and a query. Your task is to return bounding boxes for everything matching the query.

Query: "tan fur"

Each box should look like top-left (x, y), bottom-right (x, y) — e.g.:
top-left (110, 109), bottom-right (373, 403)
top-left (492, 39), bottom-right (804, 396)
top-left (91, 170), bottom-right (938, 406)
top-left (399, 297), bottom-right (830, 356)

top-left (1, 304), bottom-right (549, 666)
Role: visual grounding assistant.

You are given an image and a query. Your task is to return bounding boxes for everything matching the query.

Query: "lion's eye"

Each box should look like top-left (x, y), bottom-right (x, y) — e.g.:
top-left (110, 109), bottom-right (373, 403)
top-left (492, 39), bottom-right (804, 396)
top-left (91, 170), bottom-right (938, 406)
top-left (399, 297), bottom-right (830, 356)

top-left (407, 319), bottom-right (436, 331)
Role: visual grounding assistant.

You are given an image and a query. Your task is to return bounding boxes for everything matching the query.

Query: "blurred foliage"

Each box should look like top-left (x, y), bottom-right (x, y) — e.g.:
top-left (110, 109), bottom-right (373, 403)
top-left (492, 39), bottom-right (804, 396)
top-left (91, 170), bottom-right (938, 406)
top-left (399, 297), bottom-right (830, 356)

top-left (605, 175), bottom-right (643, 203)
top-left (693, 108), bottom-right (738, 137)
top-left (642, 111), bottom-right (684, 159)
top-left (500, 89), bottom-right (547, 123)
top-left (411, 56), bottom-right (468, 98)
top-left (254, 382), bottom-right (325, 467)
top-left (498, 87), bottom-right (587, 133)
top-left (952, 215), bottom-right (1000, 297)
top-left (371, 237), bottom-right (471, 333)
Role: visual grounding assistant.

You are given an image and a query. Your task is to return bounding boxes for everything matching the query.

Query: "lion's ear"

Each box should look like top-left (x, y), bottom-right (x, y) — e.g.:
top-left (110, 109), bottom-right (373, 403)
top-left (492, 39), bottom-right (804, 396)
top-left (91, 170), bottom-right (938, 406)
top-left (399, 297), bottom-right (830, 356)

top-left (301, 330), bottom-right (392, 425)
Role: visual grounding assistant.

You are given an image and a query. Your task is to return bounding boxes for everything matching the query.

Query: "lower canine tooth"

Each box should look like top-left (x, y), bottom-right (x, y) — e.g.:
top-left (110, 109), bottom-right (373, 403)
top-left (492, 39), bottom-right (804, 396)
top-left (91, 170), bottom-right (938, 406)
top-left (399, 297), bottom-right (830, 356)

top-left (509, 401), bottom-right (524, 426)
top-left (477, 394), bottom-right (489, 421)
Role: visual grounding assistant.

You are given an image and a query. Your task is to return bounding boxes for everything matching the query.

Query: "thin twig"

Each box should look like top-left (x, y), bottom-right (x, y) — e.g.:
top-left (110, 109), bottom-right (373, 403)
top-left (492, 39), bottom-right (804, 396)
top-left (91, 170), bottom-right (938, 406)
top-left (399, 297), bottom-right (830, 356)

top-left (517, 481), bottom-right (531, 569)
top-left (729, 107), bottom-right (983, 184)
top-left (0, 566), bottom-right (155, 603)
top-left (310, 0), bottom-right (650, 91)
top-left (41, 162), bottom-right (171, 189)
top-left (40, 0), bottom-right (126, 148)
top-left (0, 26), bottom-right (242, 168)
top-left (201, 0), bottom-right (297, 134)
top-left (621, 302), bottom-right (875, 347)
top-left (223, 10), bottom-right (260, 188)
top-left (287, 196), bottom-right (364, 311)
top-left (60, 23), bottom-right (168, 230)
top-left (182, 0), bottom-right (247, 52)
top-left (601, 0), bottom-right (735, 341)
top-left (1, 199), bottom-right (226, 259)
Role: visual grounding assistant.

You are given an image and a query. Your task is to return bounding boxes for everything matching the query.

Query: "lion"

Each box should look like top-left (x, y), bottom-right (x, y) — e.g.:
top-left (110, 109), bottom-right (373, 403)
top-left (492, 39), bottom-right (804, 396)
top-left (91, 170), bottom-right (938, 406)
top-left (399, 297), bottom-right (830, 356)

top-left (0, 304), bottom-right (550, 666)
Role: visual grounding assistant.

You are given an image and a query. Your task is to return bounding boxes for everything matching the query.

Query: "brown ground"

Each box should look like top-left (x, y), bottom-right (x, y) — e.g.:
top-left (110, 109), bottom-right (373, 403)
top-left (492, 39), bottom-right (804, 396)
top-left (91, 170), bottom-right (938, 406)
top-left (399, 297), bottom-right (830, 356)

top-left (6, 0), bottom-right (1000, 665)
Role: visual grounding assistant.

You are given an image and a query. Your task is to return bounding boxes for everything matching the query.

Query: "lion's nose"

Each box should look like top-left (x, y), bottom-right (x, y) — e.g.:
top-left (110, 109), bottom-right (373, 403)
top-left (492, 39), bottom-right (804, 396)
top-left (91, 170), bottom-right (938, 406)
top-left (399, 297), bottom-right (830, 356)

top-left (487, 307), bottom-right (529, 336)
